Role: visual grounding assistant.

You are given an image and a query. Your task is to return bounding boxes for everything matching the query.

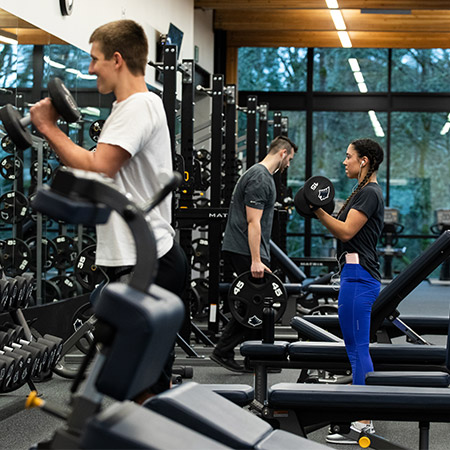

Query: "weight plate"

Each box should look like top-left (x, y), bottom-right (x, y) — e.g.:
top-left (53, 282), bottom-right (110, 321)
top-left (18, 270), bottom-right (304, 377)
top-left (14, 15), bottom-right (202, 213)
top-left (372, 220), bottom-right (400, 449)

top-left (47, 77), bottom-right (81, 123)
top-left (0, 278), bottom-right (10, 312)
top-left (0, 238), bottom-right (31, 276)
top-left (0, 104), bottom-right (33, 150)
top-left (89, 120), bottom-right (105, 143)
top-left (41, 279), bottom-right (62, 303)
top-left (191, 238), bottom-right (209, 272)
top-left (30, 160), bottom-right (53, 182)
top-left (0, 155), bottom-right (23, 180)
top-left (0, 191), bottom-right (29, 224)
top-left (52, 235), bottom-right (78, 269)
top-left (227, 271), bottom-right (288, 329)
top-left (26, 236), bottom-right (57, 272)
top-left (1, 134), bottom-right (16, 154)
top-left (71, 302), bottom-right (95, 354)
top-left (190, 278), bottom-right (209, 319)
top-left (73, 233), bottom-right (96, 251)
top-left (303, 176), bottom-right (335, 208)
top-left (49, 275), bottom-right (83, 300)
top-left (195, 149), bottom-right (211, 167)
top-left (73, 245), bottom-right (106, 291)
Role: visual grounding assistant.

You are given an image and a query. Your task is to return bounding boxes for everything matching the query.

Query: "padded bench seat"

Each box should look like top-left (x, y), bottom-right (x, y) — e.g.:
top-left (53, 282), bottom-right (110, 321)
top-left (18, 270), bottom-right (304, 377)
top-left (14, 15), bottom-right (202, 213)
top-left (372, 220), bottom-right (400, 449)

top-left (365, 371), bottom-right (450, 388)
top-left (268, 383), bottom-right (450, 426)
top-left (145, 382), bottom-right (330, 449)
top-left (288, 342), bottom-right (446, 366)
top-left (240, 341), bottom-right (290, 360)
top-left (203, 384), bottom-right (254, 406)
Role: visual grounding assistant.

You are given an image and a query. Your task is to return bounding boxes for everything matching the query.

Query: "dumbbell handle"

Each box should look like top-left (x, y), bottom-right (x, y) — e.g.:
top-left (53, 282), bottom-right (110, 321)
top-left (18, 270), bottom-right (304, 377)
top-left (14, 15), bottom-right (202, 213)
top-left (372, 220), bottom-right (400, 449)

top-left (20, 114), bottom-right (32, 128)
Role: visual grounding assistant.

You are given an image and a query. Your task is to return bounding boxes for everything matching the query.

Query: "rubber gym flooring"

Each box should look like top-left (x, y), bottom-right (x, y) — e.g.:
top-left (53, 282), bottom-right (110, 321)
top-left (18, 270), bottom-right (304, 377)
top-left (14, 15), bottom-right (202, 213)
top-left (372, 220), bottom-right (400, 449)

top-left (0, 281), bottom-right (448, 449)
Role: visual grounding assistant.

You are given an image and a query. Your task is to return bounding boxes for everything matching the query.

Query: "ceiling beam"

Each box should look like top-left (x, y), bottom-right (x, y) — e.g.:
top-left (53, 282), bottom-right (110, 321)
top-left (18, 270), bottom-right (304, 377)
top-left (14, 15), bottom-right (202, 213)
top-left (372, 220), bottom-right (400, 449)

top-left (228, 30), bottom-right (450, 48)
top-left (196, 0), bottom-right (450, 10)
top-left (216, 9), bottom-right (450, 32)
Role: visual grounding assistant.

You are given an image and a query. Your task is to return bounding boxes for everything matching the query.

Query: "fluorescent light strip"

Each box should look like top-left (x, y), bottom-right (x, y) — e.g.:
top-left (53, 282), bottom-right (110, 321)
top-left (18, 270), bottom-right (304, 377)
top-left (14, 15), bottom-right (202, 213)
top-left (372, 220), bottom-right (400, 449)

top-left (353, 71), bottom-right (365, 83)
top-left (326, 0), bottom-right (339, 8)
top-left (348, 58), bottom-right (360, 72)
top-left (43, 55), bottom-right (66, 69)
top-left (338, 31), bottom-right (352, 48)
top-left (358, 82), bottom-right (368, 93)
top-left (440, 121), bottom-right (450, 136)
top-left (368, 110), bottom-right (385, 137)
top-left (330, 9), bottom-right (346, 30)
top-left (0, 35), bottom-right (18, 45)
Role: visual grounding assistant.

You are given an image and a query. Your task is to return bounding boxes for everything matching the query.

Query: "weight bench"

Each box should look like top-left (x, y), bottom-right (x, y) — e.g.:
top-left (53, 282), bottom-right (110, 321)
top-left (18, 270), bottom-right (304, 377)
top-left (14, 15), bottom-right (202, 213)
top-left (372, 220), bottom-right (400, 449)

top-left (266, 382), bottom-right (450, 449)
top-left (144, 381), bottom-right (329, 450)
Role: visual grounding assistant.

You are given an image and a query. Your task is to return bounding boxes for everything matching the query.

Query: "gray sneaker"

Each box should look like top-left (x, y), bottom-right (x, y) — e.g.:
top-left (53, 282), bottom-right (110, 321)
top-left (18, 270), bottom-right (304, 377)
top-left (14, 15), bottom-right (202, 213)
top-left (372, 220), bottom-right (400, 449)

top-left (326, 422), bottom-right (375, 445)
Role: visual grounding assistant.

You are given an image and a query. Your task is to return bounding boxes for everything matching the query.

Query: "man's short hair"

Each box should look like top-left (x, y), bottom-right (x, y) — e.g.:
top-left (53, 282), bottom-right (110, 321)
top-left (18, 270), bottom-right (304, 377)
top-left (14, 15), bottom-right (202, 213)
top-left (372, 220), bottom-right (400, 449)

top-left (89, 20), bottom-right (148, 76)
top-left (268, 135), bottom-right (298, 155)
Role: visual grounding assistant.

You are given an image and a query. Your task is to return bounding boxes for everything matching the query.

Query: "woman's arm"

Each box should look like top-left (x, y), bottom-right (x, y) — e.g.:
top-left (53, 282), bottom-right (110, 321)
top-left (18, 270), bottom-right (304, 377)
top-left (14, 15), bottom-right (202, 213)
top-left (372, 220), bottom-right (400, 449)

top-left (314, 207), bottom-right (368, 242)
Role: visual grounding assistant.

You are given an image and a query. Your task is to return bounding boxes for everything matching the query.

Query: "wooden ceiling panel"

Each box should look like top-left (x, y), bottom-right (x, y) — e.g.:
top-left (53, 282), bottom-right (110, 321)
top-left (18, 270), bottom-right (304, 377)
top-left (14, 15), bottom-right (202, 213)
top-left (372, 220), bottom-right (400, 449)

top-left (201, 0), bottom-right (450, 48)
top-left (228, 31), bottom-right (450, 49)
top-left (196, 1), bottom-right (450, 10)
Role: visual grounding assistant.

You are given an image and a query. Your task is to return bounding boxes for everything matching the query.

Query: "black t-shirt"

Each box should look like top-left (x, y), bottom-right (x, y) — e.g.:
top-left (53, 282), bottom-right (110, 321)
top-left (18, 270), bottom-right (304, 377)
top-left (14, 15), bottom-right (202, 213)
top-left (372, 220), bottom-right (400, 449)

top-left (337, 183), bottom-right (384, 281)
top-left (222, 163), bottom-right (276, 261)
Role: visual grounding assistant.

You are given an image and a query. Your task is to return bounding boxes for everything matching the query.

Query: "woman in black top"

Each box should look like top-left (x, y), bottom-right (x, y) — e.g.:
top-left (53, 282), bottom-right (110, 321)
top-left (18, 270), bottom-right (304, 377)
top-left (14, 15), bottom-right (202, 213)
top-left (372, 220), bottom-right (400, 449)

top-left (314, 138), bottom-right (384, 442)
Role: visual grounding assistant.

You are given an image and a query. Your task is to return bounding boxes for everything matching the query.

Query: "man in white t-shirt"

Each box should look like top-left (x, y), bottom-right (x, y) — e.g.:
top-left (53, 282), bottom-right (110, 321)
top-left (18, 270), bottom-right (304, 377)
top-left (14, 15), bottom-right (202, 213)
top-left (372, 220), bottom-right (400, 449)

top-left (30, 19), bottom-right (188, 400)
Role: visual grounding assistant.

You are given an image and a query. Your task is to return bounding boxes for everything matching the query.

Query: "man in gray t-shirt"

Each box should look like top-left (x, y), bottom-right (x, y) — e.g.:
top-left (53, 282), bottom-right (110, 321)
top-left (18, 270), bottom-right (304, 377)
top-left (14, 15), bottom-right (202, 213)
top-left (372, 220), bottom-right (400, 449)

top-left (211, 136), bottom-right (298, 372)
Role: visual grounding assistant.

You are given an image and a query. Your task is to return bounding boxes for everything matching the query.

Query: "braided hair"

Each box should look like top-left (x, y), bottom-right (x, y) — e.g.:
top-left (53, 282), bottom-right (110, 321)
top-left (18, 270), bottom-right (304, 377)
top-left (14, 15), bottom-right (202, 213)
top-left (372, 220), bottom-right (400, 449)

top-left (337, 138), bottom-right (384, 218)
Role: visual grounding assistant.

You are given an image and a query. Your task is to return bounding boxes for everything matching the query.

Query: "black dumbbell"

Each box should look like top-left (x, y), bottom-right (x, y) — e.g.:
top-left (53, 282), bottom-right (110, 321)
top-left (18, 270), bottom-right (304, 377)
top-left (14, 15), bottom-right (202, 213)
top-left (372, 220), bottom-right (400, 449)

top-left (0, 347), bottom-right (27, 390)
top-left (0, 278), bottom-right (11, 313)
top-left (294, 176), bottom-right (336, 219)
top-left (2, 344), bottom-right (32, 386)
top-left (0, 77), bottom-right (81, 150)
top-left (9, 340), bottom-right (43, 378)
top-left (0, 352), bottom-right (18, 392)
top-left (41, 334), bottom-right (63, 366)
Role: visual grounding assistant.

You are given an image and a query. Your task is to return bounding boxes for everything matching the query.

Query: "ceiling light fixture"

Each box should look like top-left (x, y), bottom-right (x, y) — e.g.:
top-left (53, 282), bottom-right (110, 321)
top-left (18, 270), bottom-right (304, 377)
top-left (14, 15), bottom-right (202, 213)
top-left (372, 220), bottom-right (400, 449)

top-left (325, 0), bottom-right (339, 8)
top-left (0, 31), bottom-right (18, 45)
top-left (330, 10), bottom-right (346, 30)
top-left (338, 31), bottom-right (352, 48)
top-left (348, 58), bottom-right (360, 72)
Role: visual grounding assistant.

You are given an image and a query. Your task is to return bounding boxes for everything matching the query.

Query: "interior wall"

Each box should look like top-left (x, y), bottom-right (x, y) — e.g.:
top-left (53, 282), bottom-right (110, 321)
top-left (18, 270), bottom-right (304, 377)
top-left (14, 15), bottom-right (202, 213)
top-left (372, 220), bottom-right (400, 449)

top-left (194, 8), bottom-right (214, 74)
top-left (0, 0), bottom-right (196, 86)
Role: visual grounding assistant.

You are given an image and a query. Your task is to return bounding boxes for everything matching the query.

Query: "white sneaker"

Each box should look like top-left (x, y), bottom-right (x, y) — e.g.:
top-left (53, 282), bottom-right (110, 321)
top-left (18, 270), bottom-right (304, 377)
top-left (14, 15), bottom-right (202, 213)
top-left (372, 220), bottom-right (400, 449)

top-left (326, 422), bottom-right (375, 445)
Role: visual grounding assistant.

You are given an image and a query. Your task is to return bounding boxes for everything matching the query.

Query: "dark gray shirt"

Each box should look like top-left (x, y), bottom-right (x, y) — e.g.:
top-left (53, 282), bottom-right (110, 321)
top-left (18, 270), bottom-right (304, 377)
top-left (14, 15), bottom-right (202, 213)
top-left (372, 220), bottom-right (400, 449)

top-left (222, 163), bottom-right (276, 262)
top-left (338, 182), bottom-right (384, 280)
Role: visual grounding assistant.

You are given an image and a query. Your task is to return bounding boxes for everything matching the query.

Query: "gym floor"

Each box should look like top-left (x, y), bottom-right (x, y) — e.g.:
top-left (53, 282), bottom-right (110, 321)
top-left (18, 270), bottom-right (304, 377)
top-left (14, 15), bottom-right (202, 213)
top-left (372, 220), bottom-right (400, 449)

top-left (0, 280), bottom-right (448, 449)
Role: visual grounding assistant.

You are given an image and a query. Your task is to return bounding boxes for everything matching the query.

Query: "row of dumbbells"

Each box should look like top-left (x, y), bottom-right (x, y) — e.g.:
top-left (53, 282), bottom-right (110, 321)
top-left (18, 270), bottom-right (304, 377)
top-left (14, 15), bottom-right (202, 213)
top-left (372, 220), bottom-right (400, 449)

top-left (0, 274), bottom-right (34, 313)
top-left (0, 324), bottom-right (62, 393)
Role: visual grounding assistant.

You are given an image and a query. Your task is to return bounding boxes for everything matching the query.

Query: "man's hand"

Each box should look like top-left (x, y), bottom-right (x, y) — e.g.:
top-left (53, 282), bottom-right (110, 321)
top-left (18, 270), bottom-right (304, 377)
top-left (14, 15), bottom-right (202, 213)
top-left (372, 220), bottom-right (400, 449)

top-left (250, 261), bottom-right (271, 278)
top-left (30, 98), bottom-right (60, 135)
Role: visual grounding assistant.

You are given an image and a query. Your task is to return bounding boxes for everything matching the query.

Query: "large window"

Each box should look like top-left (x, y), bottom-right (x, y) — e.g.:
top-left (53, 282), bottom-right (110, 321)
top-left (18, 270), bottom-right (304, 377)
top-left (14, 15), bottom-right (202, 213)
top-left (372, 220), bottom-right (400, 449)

top-left (238, 47), bottom-right (307, 92)
top-left (392, 49), bottom-right (450, 92)
top-left (313, 48), bottom-right (388, 92)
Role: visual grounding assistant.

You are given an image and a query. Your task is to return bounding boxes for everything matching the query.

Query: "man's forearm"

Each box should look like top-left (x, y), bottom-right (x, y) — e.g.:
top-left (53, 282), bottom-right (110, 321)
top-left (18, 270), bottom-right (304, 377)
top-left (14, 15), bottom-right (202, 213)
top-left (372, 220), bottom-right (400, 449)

top-left (248, 221), bottom-right (262, 263)
top-left (42, 124), bottom-right (96, 171)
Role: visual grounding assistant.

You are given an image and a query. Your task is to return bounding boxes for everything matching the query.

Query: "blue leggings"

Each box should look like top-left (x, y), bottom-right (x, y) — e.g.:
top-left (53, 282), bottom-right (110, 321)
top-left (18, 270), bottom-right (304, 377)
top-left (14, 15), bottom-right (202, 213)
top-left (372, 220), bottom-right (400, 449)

top-left (338, 263), bottom-right (381, 385)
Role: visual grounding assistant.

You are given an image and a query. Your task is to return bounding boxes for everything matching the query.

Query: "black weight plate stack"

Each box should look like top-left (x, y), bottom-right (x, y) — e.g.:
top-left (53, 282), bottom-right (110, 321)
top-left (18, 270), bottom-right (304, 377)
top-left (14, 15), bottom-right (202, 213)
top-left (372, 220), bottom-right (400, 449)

top-left (49, 275), bottom-right (83, 300)
top-left (0, 238), bottom-right (31, 276)
top-left (26, 236), bottom-right (57, 272)
top-left (0, 191), bottom-right (29, 224)
top-left (227, 271), bottom-right (288, 329)
top-left (0, 155), bottom-right (23, 181)
top-left (191, 238), bottom-right (209, 272)
top-left (89, 120), bottom-right (105, 143)
top-left (1, 135), bottom-right (16, 154)
top-left (52, 235), bottom-right (78, 270)
top-left (73, 245), bottom-right (106, 291)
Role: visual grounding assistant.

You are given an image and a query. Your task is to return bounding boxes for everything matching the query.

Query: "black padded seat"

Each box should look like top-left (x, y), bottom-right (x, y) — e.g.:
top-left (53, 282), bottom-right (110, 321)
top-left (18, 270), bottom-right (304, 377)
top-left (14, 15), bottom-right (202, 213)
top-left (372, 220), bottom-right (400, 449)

top-left (145, 382), bottom-right (329, 449)
top-left (240, 340), bottom-right (290, 360)
top-left (255, 429), bottom-right (330, 449)
top-left (203, 383), bottom-right (254, 406)
top-left (268, 383), bottom-right (450, 425)
top-left (288, 342), bottom-right (446, 365)
top-left (80, 401), bottom-right (229, 449)
top-left (290, 316), bottom-right (343, 342)
top-left (365, 371), bottom-right (450, 387)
